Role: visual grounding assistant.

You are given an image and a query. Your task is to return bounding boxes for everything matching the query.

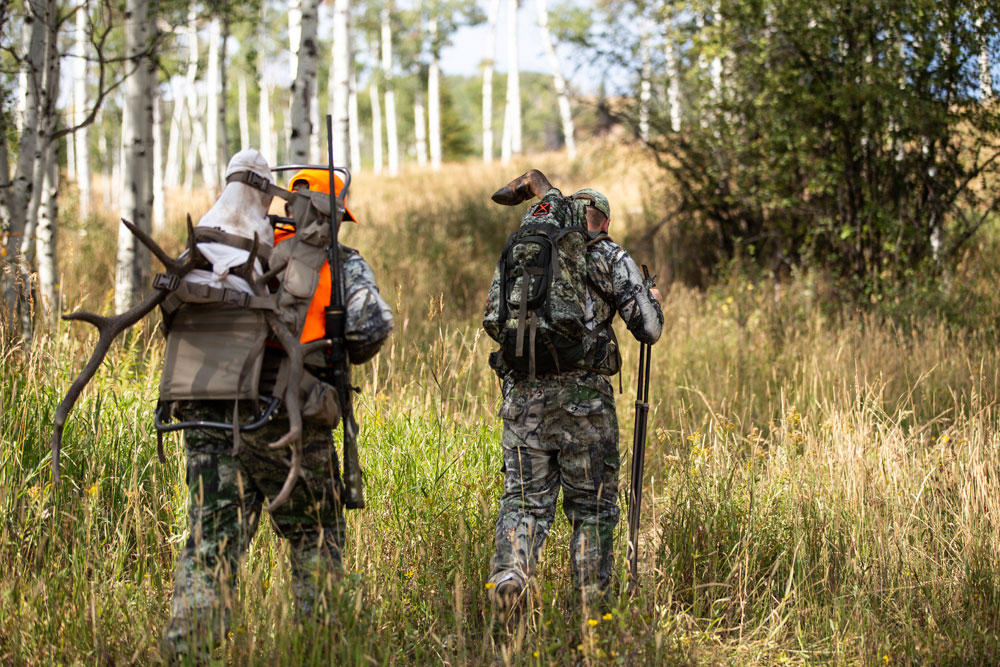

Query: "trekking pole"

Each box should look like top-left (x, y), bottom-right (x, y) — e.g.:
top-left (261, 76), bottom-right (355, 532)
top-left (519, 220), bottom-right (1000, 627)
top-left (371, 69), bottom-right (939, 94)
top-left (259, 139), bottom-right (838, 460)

top-left (627, 265), bottom-right (654, 593)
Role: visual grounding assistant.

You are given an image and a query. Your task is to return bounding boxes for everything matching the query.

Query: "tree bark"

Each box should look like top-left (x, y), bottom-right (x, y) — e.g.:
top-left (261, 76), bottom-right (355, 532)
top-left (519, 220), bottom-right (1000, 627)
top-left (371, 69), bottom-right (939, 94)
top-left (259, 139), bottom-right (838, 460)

top-left (36, 0), bottom-right (61, 321)
top-left (414, 88), bottom-right (428, 166)
top-left (74, 4), bottom-right (91, 217)
top-left (370, 39), bottom-right (383, 174)
top-left (289, 0), bottom-right (319, 164)
top-left (482, 0), bottom-right (499, 163)
top-left (536, 0), bottom-right (574, 158)
top-left (507, 0), bottom-right (521, 156)
top-left (349, 62), bottom-right (362, 170)
top-left (238, 72), bottom-right (250, 151)
top-left (116, 0), bottom-right (156, 314)
top-left (165, 80), bottom-right (183, 188)
top-left (428, 17), bottom-right (441, 170)
top-left (205, 16), bottom-right (222, 193)
top-left (153, 88), bottom-right (166, 234)
top-left (382, 7), bottom-right (399, 176)
top-left (331, 0), bottom-right (351, 167)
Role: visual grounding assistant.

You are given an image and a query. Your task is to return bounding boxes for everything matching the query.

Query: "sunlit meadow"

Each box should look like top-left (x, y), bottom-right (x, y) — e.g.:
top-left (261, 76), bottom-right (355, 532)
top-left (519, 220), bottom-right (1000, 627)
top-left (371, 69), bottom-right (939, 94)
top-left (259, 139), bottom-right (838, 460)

top-left (3, 141), bottom-right (1000, 664)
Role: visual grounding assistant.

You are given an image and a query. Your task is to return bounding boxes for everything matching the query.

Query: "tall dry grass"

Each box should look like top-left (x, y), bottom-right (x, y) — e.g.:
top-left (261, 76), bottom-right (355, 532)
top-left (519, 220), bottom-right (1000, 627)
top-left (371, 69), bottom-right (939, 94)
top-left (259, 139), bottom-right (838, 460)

top-left (3, 142), bottom-right (1000, 664)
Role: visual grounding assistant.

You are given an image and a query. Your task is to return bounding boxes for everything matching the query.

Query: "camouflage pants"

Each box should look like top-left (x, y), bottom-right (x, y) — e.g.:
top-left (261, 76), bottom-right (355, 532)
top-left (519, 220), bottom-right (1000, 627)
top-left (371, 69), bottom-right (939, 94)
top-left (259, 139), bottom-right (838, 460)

top-left (164, 400), bottom-right (346, 657)
top-left (489, 372), bottom-right (620, 604)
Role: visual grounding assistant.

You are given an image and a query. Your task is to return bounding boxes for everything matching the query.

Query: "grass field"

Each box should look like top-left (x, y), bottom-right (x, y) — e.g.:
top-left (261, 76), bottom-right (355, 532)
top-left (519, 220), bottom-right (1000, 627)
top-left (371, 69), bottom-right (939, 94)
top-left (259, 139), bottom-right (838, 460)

top-left (3, 143), bottom-right (1000, 664)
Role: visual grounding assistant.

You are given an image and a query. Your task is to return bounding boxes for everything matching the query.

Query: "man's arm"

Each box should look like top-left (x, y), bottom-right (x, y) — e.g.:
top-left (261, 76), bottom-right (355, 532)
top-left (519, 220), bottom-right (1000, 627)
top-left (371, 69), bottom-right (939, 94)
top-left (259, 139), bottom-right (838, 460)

top-left (611, 247), bottom-right (663, 345)
top-left (343, 250), bottom-right (394, 363)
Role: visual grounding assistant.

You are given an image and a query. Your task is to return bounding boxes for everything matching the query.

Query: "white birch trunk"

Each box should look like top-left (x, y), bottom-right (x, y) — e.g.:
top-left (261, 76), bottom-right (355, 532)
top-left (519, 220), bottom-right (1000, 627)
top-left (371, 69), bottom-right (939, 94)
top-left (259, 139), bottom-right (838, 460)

top-left (370, 67), bottom-right (383, 173)
top-left (259, 82), bottom-right (274, 163)
top-left (414, 90), bottom-right (427, 166)
top-left (428, 17), bottom-right (441, 170)
top-left (482, 0), bottom-right (499, 163)
top-left (977, 17), bottom-right (993, 100)
top-left (382, 8), bottom-right (399, 176)
top-left (74, 4), bottom-right (91, 217)
top-left (666, 37), bottom-right (682, 132)
top-left (331, 0), bottom-right (351, 167)
top-left (165, 80), bottom-right (183, 188)
top-left (287, 0), bottom-right (301, 162)
top-left (153, 89), bottom-right (166, 233)
top-left (116, 0), bottom-right (155, 314)
top-left (638, 16), bottom-right (652, 142)
top-left (506, 0), bottom-right (522, 157)
top-left (349, 65), bottom-right (362, 170)
top-left (36, 0), bottom-right (61, 320)
top-left (536, 0), bottom-right (574, 158)
top-left (236, 73), bottom-right (249, 150)
top-left (290, 0), bottom-right (318, 164)
top-left (205, 16), bottom-right (221, 193)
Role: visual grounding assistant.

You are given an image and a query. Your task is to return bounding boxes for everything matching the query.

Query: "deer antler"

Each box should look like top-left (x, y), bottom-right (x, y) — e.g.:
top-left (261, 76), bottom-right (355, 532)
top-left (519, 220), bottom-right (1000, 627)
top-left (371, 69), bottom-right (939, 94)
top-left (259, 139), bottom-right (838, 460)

top-left (232, 235), bottom-right (332, 512)
top-left (51, 216), bottom-right (203, 483)
top-left (491, 169), bottom-right (554, 206)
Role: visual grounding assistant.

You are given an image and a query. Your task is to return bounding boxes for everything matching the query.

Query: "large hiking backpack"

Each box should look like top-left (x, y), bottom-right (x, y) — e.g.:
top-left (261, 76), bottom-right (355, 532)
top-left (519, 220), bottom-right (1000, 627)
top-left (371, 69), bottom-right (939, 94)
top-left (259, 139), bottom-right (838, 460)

top-left (155, 190), bottom-right (342, 441)
top-left (484, 195), bottom-right (596, 378)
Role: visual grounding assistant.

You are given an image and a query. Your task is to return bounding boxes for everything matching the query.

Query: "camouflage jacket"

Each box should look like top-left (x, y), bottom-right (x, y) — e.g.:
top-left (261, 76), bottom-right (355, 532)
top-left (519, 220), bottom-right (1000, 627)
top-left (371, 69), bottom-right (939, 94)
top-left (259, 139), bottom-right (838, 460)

top-left (340, 247), bottom-right (394, 364)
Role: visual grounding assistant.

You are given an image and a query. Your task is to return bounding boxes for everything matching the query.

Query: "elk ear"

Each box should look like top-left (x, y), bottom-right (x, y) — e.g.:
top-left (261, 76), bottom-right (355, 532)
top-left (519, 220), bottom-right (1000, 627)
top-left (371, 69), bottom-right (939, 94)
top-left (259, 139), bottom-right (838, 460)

top-left (491, 169), bottom-right (553, 206)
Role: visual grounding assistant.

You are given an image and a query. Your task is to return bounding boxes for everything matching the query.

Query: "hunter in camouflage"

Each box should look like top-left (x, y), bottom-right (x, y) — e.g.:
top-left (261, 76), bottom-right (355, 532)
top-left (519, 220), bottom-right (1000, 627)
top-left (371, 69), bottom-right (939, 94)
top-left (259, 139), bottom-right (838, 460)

top-left (163, 159), bottom-right (393, 660)
top-left (485, 173), bottom-right (663, 612)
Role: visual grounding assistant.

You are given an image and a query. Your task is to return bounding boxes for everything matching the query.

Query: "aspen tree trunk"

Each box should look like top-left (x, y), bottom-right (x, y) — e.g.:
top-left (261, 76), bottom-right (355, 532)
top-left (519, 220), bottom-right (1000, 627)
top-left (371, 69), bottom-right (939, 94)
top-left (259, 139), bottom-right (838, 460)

top-left (977, 17), bottom-right (993, 100)
top-left (205, 16), bottom-right (222, 193)
top-left (74, 4), bottom-right (91, 217)
top-left (666, 36), bottom-right (681, 132)
top-left (414, 88), bottom-right (428, 166)
top-left (153, 90), bottom-right (166, 233)
top-left (370, 40), bottom-right (384, 174)
top-left (182, 10), bottom-right (201, 191)
top-left (482, 0), bottom-right (499, 163)
top-left (165, 81), bottom-right (183, 188)
top-left (536, 0), bottom-right (574, 158)
top-left (259, 82), bottom-right (274, 163)
top-left (331, 0), bottom-right (351, 167)
top-left (35, 0), bottom-right (60, 320)
top-left (349, 65), bottom-right (362, 170)
top-left (238, 73), bottom-right (250, 150)
top-left (507, 0), bottom-right (522, 156)
top-left (382, 7), bottom-right (399, 176)
top-left (116, 0), bottom-right (156, 314)
top-left (428, 16), bottom-right (441, 170)
top-left (638, 15), bottom-right (652, 142)
top-left (289, 0), bottom-right (318, 164)
top-left (2, 0), bottom-right (42, 332)
top-left (219, 18), bottom-right (230, 161)
top-left (98, 108), bottom-right (111, 211)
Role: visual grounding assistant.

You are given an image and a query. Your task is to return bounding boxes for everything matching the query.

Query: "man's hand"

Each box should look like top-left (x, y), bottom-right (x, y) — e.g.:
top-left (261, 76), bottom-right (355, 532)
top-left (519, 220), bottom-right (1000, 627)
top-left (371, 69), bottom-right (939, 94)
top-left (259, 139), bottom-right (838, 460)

top-left (650, 287), bottom-right (663, 304)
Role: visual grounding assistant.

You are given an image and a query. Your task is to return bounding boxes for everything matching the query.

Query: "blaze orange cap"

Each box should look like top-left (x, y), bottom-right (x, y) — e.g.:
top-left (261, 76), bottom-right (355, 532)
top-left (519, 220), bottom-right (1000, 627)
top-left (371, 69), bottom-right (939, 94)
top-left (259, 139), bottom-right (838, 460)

top-left (287, 168), bottom-right (357, 222)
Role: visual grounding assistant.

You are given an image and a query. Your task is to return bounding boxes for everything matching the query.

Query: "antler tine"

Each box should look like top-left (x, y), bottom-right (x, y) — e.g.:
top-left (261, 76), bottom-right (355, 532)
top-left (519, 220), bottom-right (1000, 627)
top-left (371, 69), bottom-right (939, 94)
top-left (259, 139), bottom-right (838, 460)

top-left (120, 218), bottom-right (177, 269)
top-left (263, 310), bottom-right (333, 511)
top-left (52, 289), bottom-right (172, 483)
top-left (230, 233), bottom-right (261, 284)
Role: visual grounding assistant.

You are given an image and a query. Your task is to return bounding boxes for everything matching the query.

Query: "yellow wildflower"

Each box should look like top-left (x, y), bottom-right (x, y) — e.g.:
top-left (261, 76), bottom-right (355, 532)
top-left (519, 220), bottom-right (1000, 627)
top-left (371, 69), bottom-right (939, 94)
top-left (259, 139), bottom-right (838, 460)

top-left (603, 613), bottom-right (613, 621)
top-left (87, 482), bottom-right (99, 497)
top-left (588, 618), bottom-right (599, 627)
top-left (533, 651), bottom-right (539, 658)
top-left (484, 582), bottom-right (496, 589)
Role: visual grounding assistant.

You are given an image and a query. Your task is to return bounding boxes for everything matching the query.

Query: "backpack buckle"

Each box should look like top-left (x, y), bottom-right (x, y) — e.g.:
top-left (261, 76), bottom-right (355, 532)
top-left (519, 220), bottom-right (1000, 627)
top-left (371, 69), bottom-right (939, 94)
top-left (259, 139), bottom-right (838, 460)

top-left (152, 273), bottom-right (180, 291)
top-left (222, 288), bottom-right (250, 307)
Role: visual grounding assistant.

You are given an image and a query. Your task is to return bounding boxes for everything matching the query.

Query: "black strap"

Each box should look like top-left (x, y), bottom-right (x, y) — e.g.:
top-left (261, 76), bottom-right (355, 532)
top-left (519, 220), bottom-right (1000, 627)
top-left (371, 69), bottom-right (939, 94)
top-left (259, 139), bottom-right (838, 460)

top-left (193, 226), bottom-right (273, 262)
top-left (226, 171), bottom-right (296, 203)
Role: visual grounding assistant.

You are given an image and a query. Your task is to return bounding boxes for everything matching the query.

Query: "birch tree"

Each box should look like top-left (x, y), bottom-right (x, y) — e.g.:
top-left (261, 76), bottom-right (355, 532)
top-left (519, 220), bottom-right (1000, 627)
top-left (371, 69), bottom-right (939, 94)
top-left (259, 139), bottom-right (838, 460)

top-left (501, 0), bottom-right (522, 163)
top-left (115, 0), bottom-right (156, 314)
top-left (536, 0), bottom-right (574, 158)
top-left (289, 0), bottom-right (319, 164)
top-left (35, 0), bottom-right (60, 318)
top-left (204, 16), bottom-right (222, 192)
top-left (73, 4), bottom-right (92, 217)
top-left (382, 6), bottom-right (399, 176)
top-left (370, 39), bottom-right (384, 173)
top-left (482, 0), bottom-right (499, 163)
top-left (331, 0), bottom-right (352, 167)
top-left (348, 63), bottom-right (362, 170)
